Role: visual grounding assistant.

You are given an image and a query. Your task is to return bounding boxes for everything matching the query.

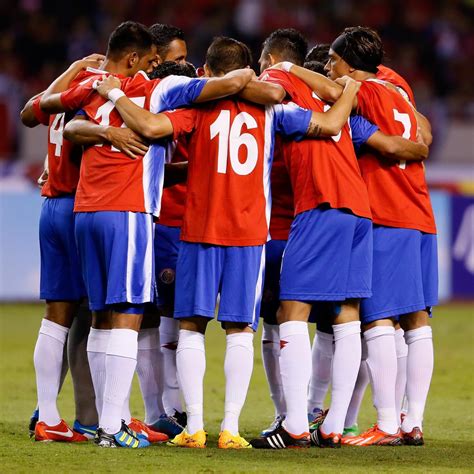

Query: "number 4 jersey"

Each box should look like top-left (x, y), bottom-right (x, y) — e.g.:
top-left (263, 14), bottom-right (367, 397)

top-left (356, 80), bottom-right (436, 234)
top-left (59, 71), bottom-right (207, 216)
top-left (164, 99), bottom-right (312, 246)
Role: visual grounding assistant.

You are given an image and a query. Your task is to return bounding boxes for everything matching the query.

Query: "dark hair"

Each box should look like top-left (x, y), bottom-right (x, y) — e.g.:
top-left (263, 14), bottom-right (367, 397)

top-left (303, 60), bottom-right (326, 75)
top-left (206, 36), bottom-right (252, 75)
top-left (149, 61), bottom-right (197, 80)
top-left (262, 28), bottom-right (308, 66)
top-left (106, 21), bottom-right (153, 60)
top-left (331, 26), bottom-right (384, 73)
top-left (305, 44), bottom-right (330, 64)
top-left (149, 24), bottom-right (185, 58)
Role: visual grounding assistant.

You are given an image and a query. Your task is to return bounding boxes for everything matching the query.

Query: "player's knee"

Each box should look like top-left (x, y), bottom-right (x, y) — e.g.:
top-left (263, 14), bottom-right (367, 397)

top-left (399, 310), bottom-right (430, 331)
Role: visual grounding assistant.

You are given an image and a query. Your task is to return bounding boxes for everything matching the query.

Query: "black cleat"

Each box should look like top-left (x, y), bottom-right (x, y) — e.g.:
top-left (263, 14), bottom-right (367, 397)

top-left (402, 427), bottom-right (424, 446)
top-left (250, 425), bottom-right (310, 449)
top-left (310, 426), bottom-right (342, 448)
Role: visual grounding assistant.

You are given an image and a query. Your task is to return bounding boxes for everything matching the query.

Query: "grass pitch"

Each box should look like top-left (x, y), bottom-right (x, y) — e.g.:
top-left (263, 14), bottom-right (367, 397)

top-left (0, 303), bottom-right (473, 473)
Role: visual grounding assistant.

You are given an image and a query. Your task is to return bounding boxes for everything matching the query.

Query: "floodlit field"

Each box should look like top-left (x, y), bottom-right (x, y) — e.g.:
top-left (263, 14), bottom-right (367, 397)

top-left (0, 304), bottom-right (473, 473)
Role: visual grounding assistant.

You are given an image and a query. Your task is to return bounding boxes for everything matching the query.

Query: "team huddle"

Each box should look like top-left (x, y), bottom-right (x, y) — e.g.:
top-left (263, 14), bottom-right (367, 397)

top-left (20, 21), bottom-right (437, 450)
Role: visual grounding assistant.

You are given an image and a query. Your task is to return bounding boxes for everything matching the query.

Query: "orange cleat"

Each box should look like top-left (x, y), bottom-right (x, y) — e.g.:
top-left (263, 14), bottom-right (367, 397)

top-left (129, 418), bottom-right (168, 443)
top-left (35, 420), bottom-right (88, 442)
top-left (401, 426), bottom-right (424, 446)
top-left (342, 424), bottom-right (403, 446)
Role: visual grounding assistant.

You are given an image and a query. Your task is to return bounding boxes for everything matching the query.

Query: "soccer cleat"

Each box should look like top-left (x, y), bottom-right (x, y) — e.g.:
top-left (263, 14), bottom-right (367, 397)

top-left (29, 409), bottom-right (39, 438)
top-left (260, 414), bottom-right (285, 437)
top-left (73, 420), bottom-right (98, 440)
top-left (309, 409), bottom-right (328, 433)
top-left (402, 427), bottom-right (424, 446)
top-left (35, 419), bottom-right (88, 442)
top-left (218, 430), bottom-right (252, 449)
top-left (95, 421), bottom-right (150, 448)
top-left (342, 425), bottom-right (403, 446)
top-left (310, 426), bottom-right (342, 448)
top-left (150, 412), bottom-right (185, 438)
top-left (168, 429), bottom-right (207, 448)
top-left (307, 407), bottom-right (324, 423)
top-left (342, 423), bottom-right (360, 437)
top-left (250, 425), bottom-right (310, 449)
top-left (129, 418), bottom-right (168, 443)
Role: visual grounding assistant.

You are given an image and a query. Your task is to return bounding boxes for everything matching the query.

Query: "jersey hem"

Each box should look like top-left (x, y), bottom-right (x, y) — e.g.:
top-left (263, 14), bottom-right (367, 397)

top-left (74, 205), bottom-right (148, 213)
top-left (296, 201), bottom-right (372, 220)
top-left (372, 218), bottom-right (437, 235)
top-left (181, 236), bottom-right (267, 246)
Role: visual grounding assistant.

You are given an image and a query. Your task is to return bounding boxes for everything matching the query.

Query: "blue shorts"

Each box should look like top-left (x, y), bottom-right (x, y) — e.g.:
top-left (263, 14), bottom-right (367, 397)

top-left (75, 211), bottom-right (155, 312)
top-left (261, 239), bottom-right (286, 324)
top-left (39, 196), bottom-right (86, 301)
top-left (154, 224), bottom-right (181, 307)
top-left (360, 226), bottom-right (438, 324)
top-left (174, 242), bottom-right (265, 331)
top-left (280, 207), bottom-right (373, 302)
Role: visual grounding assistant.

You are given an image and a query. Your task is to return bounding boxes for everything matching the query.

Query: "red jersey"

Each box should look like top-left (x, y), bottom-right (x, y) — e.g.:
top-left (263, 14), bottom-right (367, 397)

top-left (377, 65), bottom-right (416, 106)
top-left (164, 98), bottom-right (311, 246)
top-left (357, 80), bottom-right (436, 233)
top-left (59, 71), bottom-right (206, 214)
top-left (35, 69), bottom-right (100, 198)
top-left (159, 137), bottom-right (188, 227)
top-left (261, 69), bottom-right (372, 220)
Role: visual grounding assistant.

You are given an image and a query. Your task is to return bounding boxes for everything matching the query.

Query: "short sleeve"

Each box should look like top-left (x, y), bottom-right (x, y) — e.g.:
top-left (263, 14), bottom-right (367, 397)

top-left (150, 76), bottom-right (208, 113)
top-left (272, 102), bottom-right (311, 141)
top-left (163, 108), bottom-right (198, 140)
top-left (259, 69), bottom-right (295, 99)
top-left (32, 96), bottom-right (50, 126)
top-left (59, 77), bottom-right (97, 111)
top-left (350, 115), bottom-right (378, 152)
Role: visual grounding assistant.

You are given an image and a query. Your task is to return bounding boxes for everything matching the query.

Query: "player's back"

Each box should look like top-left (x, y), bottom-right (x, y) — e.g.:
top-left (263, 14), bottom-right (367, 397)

top-left (261, 69), bottom-right (371, 220)
top-left (356, 80), bottom-right (435, 233)
top-left (377, 65), bottom-right (416, 106)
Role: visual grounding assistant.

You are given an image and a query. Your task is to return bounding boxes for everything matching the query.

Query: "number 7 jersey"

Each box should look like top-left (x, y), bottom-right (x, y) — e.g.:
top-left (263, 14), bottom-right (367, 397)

top-left (356, 80), bottom-right (436, 234)
top-left (164, 99), bottom-right (312, 246)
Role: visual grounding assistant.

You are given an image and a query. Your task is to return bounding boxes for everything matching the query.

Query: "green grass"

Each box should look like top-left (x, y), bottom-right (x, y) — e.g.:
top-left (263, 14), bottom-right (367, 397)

top-left (0, 304), bottom-right (473, 472)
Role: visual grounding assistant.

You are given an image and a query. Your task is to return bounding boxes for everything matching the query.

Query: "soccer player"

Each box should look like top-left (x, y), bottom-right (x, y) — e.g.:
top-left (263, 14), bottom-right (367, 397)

top-left (285, 26), bottom-right (436, 446)
top-left (20, 50), bottom-right (152, 442)
top-left (93, 35), bottom-right (360, 449)
top-left (58, 44), bottom-right (254, 448)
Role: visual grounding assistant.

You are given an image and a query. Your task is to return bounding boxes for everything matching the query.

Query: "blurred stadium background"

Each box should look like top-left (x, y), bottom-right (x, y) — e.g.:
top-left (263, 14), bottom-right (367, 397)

top-left (0, 0), bottom-right (473, 300)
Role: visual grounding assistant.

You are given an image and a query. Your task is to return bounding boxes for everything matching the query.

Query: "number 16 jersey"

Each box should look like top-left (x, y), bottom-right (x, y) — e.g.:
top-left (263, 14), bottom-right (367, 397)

top-left (164, 99), bottom-right (312, 246)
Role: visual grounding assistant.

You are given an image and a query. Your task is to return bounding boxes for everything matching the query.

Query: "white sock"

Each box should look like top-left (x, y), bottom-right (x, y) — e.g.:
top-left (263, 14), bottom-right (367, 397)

top-left (261, 323), bottom-right (286, 417)
top-left (122, 386), bottom-right (132, 425)
top-left (136, 328), bottom-right (165, 425)
top-left (344, 337), bottom-right (369, 428)
top-left (221, 333), bottom-right (254, 435)
top-left (34, 319), bottom-right (69, 425)
top-left (176, 330), bottom-right (205, 434)
top-left (87, 328), bottom-right (111, 419)
top-left (322, 321), bottom-right (361, 436)
top-left (364, 326), bottom-right (398, 434)
top-left (100, 329), bottom-right (138, 434)
top-left (401, 326), bottom-right (434, 432)
top-left (160, 317), bottom-right (182, 415)
top-left (279, 321), bottom-right (311, 435)
top-left (307, 330), bottom-right (334, 414)
top-left (395, 328), bottom-right (408, 418)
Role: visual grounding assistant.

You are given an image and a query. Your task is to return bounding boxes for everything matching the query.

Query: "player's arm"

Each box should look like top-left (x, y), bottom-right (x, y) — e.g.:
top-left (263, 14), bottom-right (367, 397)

top-left (40, 54), bottom-right (104, 113)
top-left (193, 68), bottom-right (255, 103)
top-left (37, 154), bottom-right (49, 188)
top-left (270, 62), bottom-right (345, 104)
top-left (164, 162), bottom-right (188, 187)
top-left (367, 130), bottom-right (429, 161)
top-left (20, 93), bottom-right (46, 127)
top-left (413, 110), bottom-right (432, 146)
top-left (238, 79), bottom-right (286, 105)
top-left (63, 115), bottom-right (150, 159)
top-left (305, 77), bottom-right (361, 137)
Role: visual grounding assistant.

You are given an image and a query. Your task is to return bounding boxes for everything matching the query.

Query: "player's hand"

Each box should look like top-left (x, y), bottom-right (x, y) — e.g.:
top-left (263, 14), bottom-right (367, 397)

top-left (74, 53), bottom-right (105, 70)
top-left (95, 76), bottom-right (122, 98)
top-left (37, 168), bottom-right (49, 188)
top-left (105, 127), bottom-right (149, 159)
top-left (335, 75), bottom-right (361, 93)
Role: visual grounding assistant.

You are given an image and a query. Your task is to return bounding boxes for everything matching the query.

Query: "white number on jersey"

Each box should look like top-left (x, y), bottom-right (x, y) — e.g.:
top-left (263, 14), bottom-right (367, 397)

top-left (393, 109), bottom-right (412, 169)
top-left (323, 104), bottom-right (343, 142)
top-left (210, 110), bottom-right (258, 175)
top-left (94, 97), bottom-right (146, 151)
top-left (49, 113), bottom-right (65, 157)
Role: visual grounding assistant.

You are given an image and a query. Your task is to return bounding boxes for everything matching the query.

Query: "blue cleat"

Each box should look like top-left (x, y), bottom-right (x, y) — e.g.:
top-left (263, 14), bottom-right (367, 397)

top-left (29, 409), bottom-right (39, 438)
top-left (95, 421), bottom-right (150, 448)
top-left (150, 412), bottom-right (185, 438)
top-left (73, 420), bottom-right (98, 440)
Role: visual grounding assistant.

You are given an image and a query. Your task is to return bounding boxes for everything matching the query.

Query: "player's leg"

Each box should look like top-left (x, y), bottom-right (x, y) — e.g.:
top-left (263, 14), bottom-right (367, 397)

top-left (260, 239), bottom-right (287, 434)
top-left (170, 242), bottom-right (221, 448)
